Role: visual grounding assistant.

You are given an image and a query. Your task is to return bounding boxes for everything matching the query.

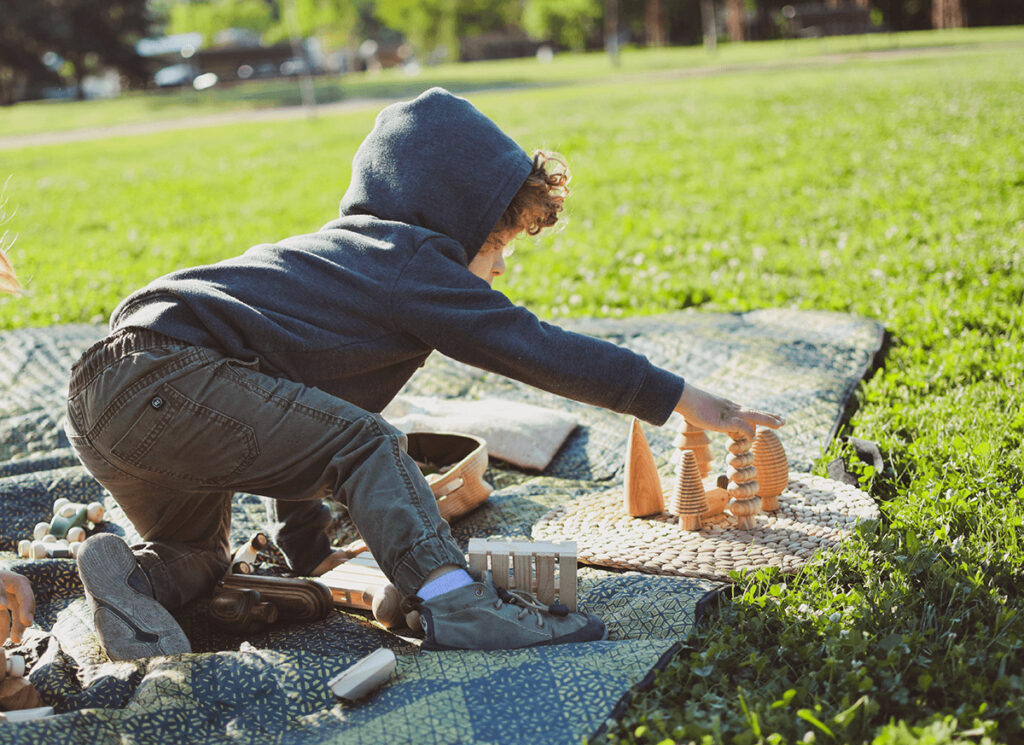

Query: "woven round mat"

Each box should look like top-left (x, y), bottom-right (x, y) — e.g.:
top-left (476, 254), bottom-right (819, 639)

top-left (532, 473), bottom-right (879, 582)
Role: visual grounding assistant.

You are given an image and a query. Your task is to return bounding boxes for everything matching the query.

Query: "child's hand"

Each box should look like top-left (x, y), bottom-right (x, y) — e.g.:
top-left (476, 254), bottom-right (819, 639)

top-left (0, 569), bottom-right (35, 645)
top-left (674, 383), bottom-right (784, 440)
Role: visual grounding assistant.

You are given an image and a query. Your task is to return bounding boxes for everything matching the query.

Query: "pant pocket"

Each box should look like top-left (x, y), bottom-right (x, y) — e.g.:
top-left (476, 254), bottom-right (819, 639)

top-left (110, 383), bottom-right (258, 486)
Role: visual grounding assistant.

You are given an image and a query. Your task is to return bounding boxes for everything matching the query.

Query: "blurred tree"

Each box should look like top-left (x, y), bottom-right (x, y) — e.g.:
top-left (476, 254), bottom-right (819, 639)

top-left (0, 0), bottom-right (150, 103)
top-left (168, 0), bottom-right (275, 45)
top-left (374, 0), bottom-right (519, 61)
top-left (522, 0), bottom-right (603, 51)
top-left (932, 0), bottom-right (963, 27)
top-left (167, 0), bottom-right (356, 52)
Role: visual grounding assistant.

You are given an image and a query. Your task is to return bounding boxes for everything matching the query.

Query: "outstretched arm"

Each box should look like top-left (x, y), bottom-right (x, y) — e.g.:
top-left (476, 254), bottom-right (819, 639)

top-left (674, 382), bottom-right (785, 440)
top-left (0, 569), bottom-right (35, 645)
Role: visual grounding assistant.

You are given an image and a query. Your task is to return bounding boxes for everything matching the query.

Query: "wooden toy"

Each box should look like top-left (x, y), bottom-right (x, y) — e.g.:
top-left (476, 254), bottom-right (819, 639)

top-left (18, 538), bottom-right (79, 560)
top-left (699, 473), bottom-right (731, 517)
top-left (752, 429), bottom-right (789, 511)
top-left (467, 539), bottom-right (577, 611)
top-left (623, 418), bottom-right (664, 517)
top-left (317, 553), bottom-right (406, 629)
top-left (328, 648), bottom-right (396, 703)
top-left (32, 498), bottom-right (104, 546)
top-left (0, 650), bottom-right (41, 713)
top-left (668, 450), bottom-right (708, 531)
top-left (674, 420), bottom-right (712, 478)
top-left (1, 650), bottom-right (25, 680)
top-left (408, 432), bottom-right (492, 522)
top-left (209, 574), bottom-right (333, 635)
top-left (726, 432), bottom-right (761, 529)
top-left (230, 531), bottom-right (270, 574)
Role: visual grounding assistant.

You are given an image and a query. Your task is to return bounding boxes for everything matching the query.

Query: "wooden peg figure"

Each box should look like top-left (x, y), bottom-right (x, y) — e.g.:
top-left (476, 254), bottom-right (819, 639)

top-left (623, 418), bottom-right (664, 517)
top-left (674, 420), bottom-right (712, 478)
top-left (726, 431), bottom-right (761, 529)
top-left (669, 450), bottom-right (707, 531)
top-left (752, 429), bottom-right (788, 511)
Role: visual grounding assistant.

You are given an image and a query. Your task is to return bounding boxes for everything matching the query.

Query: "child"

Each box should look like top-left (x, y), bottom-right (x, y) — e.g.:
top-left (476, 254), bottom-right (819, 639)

top-left (66, 88), bottom-right (783, 660)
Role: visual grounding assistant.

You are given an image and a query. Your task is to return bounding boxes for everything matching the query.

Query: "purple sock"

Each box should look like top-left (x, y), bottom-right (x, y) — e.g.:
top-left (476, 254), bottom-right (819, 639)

top-left (418, 569), bottom-right (474, 600)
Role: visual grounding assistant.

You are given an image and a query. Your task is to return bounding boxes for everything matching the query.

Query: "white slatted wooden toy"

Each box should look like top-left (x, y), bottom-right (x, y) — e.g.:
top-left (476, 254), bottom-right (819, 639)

top-left (467, 539), bottom-right (577, 611)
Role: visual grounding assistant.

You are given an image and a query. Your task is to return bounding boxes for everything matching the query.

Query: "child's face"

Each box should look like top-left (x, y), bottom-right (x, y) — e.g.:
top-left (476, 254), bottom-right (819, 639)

top-left (469, 229), bottom-right (518, 286)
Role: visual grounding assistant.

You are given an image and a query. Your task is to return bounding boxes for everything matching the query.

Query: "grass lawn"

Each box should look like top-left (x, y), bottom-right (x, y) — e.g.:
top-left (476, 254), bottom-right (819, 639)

top-left (2, 28), bottom-right (1024, 744)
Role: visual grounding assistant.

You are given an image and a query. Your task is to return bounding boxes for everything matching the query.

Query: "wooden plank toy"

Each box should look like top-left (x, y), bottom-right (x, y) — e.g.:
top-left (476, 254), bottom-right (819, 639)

top-left (623, 418), bottom-right (664, 517)
top-left (467, 539), bottom-right (577, 611)
top-left (317, 553), bottom-right (405, 629)
top-left (209, 574), bottom-right (333, 634)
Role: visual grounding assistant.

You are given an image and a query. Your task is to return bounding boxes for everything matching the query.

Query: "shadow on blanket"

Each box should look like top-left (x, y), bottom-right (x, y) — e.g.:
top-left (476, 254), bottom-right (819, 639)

top-left (0, 310), bottom-right (883, 745)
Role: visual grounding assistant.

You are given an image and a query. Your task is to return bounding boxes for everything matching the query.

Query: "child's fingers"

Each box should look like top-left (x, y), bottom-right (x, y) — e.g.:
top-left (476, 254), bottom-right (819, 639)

top-left (10, 573), bottom-right (35, 628)
top-left (745, 410), bottom-right (786, 430)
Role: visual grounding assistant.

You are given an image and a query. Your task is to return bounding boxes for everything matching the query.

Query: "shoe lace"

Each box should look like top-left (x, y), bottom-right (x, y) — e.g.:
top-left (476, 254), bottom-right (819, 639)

top-left (493, 585), bottom-right (569, 629)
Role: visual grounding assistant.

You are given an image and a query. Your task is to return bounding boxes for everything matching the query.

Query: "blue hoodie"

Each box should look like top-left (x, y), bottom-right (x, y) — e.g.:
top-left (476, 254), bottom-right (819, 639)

top-left (111, 88), bottom-right (685, 424)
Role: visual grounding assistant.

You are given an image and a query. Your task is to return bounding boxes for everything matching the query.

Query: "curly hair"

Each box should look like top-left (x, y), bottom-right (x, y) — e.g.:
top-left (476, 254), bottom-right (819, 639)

top-left (491, 151), bottom-right (570, 239)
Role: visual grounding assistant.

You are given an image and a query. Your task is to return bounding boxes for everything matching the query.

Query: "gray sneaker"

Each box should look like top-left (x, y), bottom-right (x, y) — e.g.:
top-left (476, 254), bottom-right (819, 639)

top-left (412, 572), bottom-right (607, 651)
top-left (76, 533), bottom-right (191, 660)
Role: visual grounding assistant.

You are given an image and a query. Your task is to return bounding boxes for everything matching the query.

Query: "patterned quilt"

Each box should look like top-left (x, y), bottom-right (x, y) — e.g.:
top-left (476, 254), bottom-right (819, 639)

top-left (0, 309), bottom-right (884, 745)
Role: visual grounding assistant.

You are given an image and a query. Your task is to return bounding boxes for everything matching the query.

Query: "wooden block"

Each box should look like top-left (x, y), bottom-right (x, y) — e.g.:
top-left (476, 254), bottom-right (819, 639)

top-left (535, 554), bottom-right (555, 605)
top-left (490, 552), bottom-right (510, 589)
top-left (0, 677), bottom-right (42, 711)
top-left (319, 554), bottom-right (391, 611)
top-left (624, 418), bottom-right (664, 517)
top-left (513, 553), bottom-right (532, 594)
top-left (559, 551), bottom-right (577, 612)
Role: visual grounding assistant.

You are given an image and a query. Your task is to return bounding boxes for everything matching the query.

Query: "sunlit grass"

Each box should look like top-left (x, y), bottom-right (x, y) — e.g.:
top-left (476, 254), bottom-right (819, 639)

top-left (1, 32), bottom-right (1023, 744)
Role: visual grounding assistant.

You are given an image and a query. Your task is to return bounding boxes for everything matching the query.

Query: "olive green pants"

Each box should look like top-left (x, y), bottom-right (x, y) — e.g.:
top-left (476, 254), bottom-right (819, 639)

top-left (65, 328), bottom-right (466, 609)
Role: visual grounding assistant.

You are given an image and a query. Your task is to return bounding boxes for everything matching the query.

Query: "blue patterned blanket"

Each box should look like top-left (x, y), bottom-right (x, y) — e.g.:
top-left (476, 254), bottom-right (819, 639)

top-left (0, 310), bottom-right (883, 745)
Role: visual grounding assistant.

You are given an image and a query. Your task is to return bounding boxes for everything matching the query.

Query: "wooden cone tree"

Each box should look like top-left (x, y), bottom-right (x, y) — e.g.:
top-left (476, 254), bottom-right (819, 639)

top-left (669, 450), bottom-right (707, 531)
top-left (752, 429), bottom-right (788, 511)
top-left (675, 419), bottom-right (712, 478)
top-left (623, 418), bottom-right (664, 517)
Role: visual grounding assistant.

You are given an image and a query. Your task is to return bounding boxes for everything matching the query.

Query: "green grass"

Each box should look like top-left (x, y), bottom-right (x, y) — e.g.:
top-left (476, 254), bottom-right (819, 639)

top-left (3, 29), bottom-right (1024, 744)
top-left (1, 25), bottom-right (1022, 140)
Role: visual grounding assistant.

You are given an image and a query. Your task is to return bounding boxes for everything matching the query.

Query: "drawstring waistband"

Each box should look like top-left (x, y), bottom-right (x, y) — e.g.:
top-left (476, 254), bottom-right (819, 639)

top-left (69, 328), bottom-right (190, 396)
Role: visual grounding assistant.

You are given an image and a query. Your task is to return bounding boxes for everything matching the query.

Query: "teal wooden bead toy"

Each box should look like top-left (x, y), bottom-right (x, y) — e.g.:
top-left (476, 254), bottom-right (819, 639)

top-left (32, 498), bottom-right (105, 544)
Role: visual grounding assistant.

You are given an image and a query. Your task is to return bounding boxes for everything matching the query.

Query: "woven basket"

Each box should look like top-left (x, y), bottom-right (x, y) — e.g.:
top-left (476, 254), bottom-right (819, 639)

top-left (533, 472), bottom-right (878, 582)
top-left (407, 432), bottom-right (492, 522)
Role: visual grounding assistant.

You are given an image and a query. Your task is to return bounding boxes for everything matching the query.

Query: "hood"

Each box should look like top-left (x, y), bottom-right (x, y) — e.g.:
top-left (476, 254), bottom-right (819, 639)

top-left (338, 87), bottom-right (533, 262)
